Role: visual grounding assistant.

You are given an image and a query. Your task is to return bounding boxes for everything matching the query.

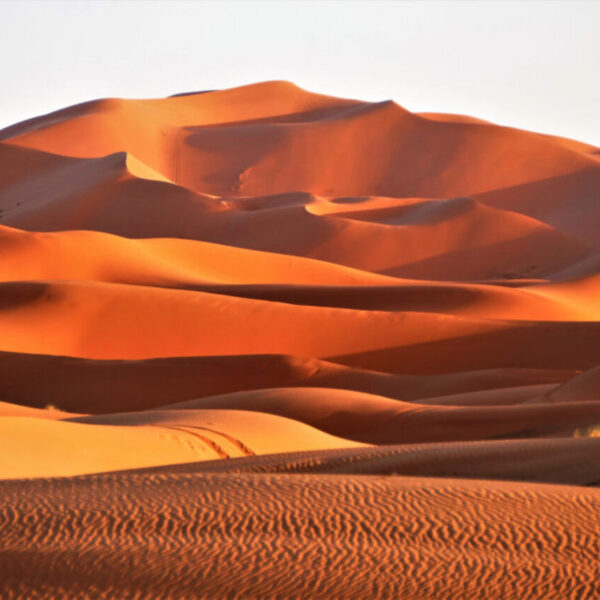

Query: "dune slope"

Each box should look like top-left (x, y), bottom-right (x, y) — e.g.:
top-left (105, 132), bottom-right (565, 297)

top-left (141, 437), bottom-right (600, 486)
top-left (0, 409), bottom-right (362, 479)
top-left (0, 350), bottom-right (574, 413)
top-left (1, 474), bottom-right (599, 599)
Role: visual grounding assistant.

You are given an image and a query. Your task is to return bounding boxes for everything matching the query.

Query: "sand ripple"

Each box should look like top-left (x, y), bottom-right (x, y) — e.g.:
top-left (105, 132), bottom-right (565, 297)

top-left (1, 474), bottom-right (599, 599)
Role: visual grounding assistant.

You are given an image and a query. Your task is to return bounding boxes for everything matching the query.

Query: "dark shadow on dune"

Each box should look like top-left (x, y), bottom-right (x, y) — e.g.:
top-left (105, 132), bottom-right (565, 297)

top-left (169, 90), bottom-right (216, 97)
top-left (379, 229), bottom-right (589, 281)
top-left (170, 283), bottom-right (481, 313)
top-left (332, 320), bottom-right (600, 374)
top-left (0, 350), bottom-right (576, 415)
top-left (0, 281), bottom-right (51, 310)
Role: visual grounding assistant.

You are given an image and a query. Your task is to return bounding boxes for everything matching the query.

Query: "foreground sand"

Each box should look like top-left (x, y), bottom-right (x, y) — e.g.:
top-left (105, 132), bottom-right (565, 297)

top-left (1, 81), bottom-right (600, 597)
top-left (2, 474), bottom-right (599, 599)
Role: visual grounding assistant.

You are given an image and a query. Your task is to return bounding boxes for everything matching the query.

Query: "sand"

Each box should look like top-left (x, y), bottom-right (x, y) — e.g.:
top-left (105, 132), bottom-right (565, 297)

top-left (2, 474), bottom-right (600, 599)
top-left (1, 81), bottom-right (600, 598)
top-left (0, 409), bottom-right (362, 479)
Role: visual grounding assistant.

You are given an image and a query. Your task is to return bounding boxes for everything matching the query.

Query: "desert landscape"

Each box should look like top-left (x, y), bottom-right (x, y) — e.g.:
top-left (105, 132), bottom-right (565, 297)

top-left (1, 81), bottom-right (600, 598)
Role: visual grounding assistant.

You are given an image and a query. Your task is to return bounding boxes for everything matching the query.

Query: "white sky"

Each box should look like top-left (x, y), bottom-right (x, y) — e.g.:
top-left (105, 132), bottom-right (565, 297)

top-left (1, 0), bottom-right (599, 145)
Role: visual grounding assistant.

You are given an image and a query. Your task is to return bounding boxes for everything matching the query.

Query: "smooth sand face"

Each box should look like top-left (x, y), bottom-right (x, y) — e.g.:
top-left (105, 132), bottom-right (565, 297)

top-left (1, 81), bottom-right (600, 598)
top-left (0, 410), bottom-right (363, 479)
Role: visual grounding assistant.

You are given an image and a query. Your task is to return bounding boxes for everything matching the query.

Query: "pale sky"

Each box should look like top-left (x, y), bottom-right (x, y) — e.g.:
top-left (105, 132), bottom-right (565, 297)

top-left (1, 0), bottom-right (599, 146)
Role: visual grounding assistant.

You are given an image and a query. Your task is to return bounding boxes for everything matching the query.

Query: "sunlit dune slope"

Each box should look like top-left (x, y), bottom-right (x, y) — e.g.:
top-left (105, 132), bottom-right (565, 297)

top-left (0, 400), bottom-right (68, 419)
top-left (1, 224), bottom-right (599, 319)
top-left (2, 279), bottom-right (600, 372)
top-left (0, 279), bottom-right (502, 360)
top-left (0, 409), bottom-right (362, 478)
top-left (0, 224), bottom-right (394, 287)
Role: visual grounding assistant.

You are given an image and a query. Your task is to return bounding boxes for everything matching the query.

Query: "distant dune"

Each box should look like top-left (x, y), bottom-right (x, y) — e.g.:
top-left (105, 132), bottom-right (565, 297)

top-left (1, 81), bottom-right (600, 598)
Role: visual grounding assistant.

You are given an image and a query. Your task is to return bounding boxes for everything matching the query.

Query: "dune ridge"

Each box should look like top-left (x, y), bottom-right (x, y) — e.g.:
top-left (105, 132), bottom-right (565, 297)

top-left (122, 437), bottom-right (600, 486)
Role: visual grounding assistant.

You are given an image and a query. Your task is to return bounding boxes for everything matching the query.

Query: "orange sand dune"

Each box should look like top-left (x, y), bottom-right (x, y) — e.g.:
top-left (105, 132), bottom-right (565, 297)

top-left (282, 381), bottom-right (563, 409)
top-left (3, 279), bottom-right (600, 372)
top-left (163, 387), bottom-right (600, 443)
top-left (158, 437), bottom-right (600, 486)
top-left (0, 400), bottom-right (68, 419)
top-left (0, 278), bottom-right (508, 360)
top-left (0, 350), bottom-right (573, 414)
top-left (1, 152), bottom-right (590, 280)
top-left (149, 280), bottom-right (600, 321)
top-left (528, 271), bottom-right (600, 317)
top-left (1, 224), bottom-right (598, 320)
top-left (0, 142), bottom-right (222, 238)
top-left (0, 409), bottom-right (362, 478)
top-left (414, 383), bottom-right (557, 406)
top-left (192, 194), bottom-right (590, 279)
top-left (3, 82), bottom-right (600, 598)
top-left (2, 474), bottom-right (599, 599)
top-left (334, 319), bottom-right (600, 374)
top-left (0, 224), bottom-right (394, 287)
top-left (475, 167), bottom-right (600, 249)
top-left (0, 82), bottom-right (361, 163)
top-left (419, 112), bottom-right (600, 156)
top-left (3, 82), bottom-right (598, 200)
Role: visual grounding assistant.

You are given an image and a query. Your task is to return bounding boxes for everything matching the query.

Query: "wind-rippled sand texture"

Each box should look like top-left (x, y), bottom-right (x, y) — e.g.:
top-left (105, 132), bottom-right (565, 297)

top-left (2, 474), bottom-right (600, 599)
top-left (1, 81), bottom-right (600, 598)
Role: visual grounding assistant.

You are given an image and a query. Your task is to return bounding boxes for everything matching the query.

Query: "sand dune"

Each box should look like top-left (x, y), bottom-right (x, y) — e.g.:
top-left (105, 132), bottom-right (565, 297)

top-left (2, 279), bottom-right (600, 372)
top-left (334, 319), bottom-right (600, 373)
top-left (191, 194), bottom-right (590, 280)
top-left (0, 278), bottom-right (501, 360)
top-left (2, 158), bottom-right (590, 280)
top-left (152, 437), bottom-right (600, 485)
top-left (0, 408), bottom-right (362, 479)
top-left (0, 225), bottom-right (597, 320)
top-left (545, 365), bottom-right (600, 404)
top-left (163, 387), bottom-right (600, 443)
top-left (420, 112), bottom-right (600, 156)
top-left (3, 82), bottom-right (600, 597)
top-left (3, 82), bottom-right (597, 200)
top-left (414, 383), bottom-right (557, 406)
top-left (0, 350), bottom-right (573, 414)
top-left (2, 474), bottom-right (599, 599)
top-left (0, 224), bottom-right (393, 287)
top-left (143, 280), bottom-right (600, 320)
top-left (0, 142), bottom-right (222, 238)
top-left (475, 167), bottom-right (600, 249)
top-left (0, 400), bottom-right (68, 419)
